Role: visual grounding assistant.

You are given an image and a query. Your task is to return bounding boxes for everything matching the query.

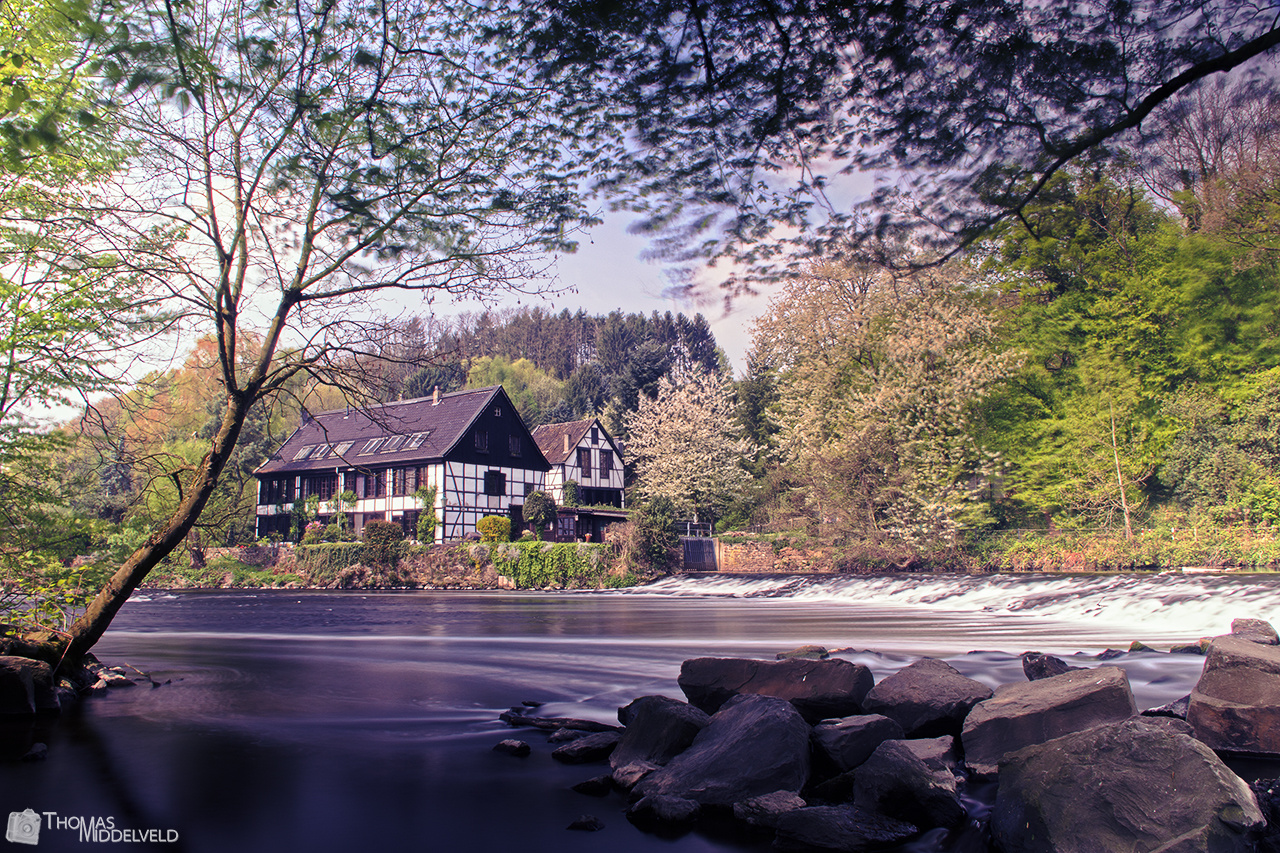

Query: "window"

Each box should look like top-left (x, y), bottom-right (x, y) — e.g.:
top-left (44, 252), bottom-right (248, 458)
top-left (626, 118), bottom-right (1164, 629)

top-left (578, 448), bottom-right (593, 479)
top-left (493, 406), bottom-right (502, 418)
top-left (600, 450), bottom-right (614, 475)
top-left (303, 474), bottom-right (338, 501)
top-left (590, 426), bottom-right (599, 443)
top-left (483, 470), bottom-right (506, 496)
top-left (260, 476), bottom-right (295, 505)
top-left (474, 430), bottom-right (489, 453)
top-left (293, 445), bottom-right (317, 461)
top-left (509, 434), bottom-right (522, 457)
top-left (381, 435), bottom-right (405, 453)
top-left (405, 431), bottom-right (430, 449)
top-left (362, 470), bottom-right (386, 499)
top-left (333, 441), bottom-right (354, 457)
top-left (360, 438), bottom-right (385, 455)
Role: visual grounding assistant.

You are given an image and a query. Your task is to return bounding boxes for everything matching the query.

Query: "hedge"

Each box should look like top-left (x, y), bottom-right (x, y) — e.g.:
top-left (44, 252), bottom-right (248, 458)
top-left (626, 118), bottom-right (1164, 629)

top-left (486, 541), bottom-right (634, 589)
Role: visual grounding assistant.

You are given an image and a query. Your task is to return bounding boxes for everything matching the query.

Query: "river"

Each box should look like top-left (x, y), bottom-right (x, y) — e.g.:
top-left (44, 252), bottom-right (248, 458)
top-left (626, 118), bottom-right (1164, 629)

top-left (3, 572), bottom-right (1278, 852)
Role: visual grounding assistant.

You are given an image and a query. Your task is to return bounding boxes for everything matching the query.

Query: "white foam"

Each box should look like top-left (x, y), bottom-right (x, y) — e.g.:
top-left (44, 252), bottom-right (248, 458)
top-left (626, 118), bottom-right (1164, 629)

top-left (628, 573), bottom-right (1280, 640)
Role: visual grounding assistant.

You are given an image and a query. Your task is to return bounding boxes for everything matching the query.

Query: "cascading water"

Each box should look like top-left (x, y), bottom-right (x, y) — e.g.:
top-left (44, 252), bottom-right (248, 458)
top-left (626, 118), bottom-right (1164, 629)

top-left (629, 572), bottom-right (1280, 646)
top-left (0, 574), bottom-right (1268, 852)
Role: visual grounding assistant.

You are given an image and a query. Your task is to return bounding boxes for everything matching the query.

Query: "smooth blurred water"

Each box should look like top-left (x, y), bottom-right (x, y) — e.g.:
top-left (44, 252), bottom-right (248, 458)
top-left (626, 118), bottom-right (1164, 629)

top-left (0, 575), bottom-right (1259, 853)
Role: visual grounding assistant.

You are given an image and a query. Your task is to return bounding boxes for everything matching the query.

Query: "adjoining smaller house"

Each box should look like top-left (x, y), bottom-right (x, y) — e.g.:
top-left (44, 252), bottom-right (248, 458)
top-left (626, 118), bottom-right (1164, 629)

top-left (253, 386), bottom-right (550, 543)
top-left (531, 417), bottom-right (628, 542)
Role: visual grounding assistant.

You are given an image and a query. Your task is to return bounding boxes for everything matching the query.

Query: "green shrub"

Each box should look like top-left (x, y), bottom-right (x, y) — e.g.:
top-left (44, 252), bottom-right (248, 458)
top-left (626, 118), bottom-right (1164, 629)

top-left (362, 520), bottom-right (406, 567)
top-left (477, 515), bottom-right (511, 542)
top-left (563, 480), bottom-right (580, 507)
top-left (414, 486), bottom-right (438, 542)
top-left (523, 490), bottom-right (556, 539)
top-left (295, 542), bottom-right (366, 584)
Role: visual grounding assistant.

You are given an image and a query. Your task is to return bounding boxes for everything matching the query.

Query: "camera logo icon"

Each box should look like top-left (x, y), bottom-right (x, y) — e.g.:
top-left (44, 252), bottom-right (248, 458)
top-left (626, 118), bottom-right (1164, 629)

top-left (5, 810), bottom-right (40, 845)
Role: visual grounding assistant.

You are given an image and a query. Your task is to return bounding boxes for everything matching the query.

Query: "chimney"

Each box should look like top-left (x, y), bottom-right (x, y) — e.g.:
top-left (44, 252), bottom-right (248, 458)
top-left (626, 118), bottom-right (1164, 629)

top-left (563, 432), bottom-right (570, 454)
top-left (432, 386), bottom-right (440, 406)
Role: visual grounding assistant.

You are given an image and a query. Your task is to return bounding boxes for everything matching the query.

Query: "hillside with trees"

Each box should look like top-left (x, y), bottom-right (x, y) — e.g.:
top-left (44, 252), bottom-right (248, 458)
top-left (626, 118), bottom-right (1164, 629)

top-left (729, 82), bottom-right (1280, 567)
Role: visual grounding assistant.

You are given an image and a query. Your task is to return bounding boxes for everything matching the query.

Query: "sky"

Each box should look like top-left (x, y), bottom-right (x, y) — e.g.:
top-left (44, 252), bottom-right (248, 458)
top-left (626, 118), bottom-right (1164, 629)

top-left (539, 215), bottom-right (775, 376)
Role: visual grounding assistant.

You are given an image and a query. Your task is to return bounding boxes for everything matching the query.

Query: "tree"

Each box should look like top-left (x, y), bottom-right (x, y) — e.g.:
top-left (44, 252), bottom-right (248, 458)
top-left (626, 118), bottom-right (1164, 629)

top-left (465, 356), bottom-right (563, 426)
top-left (625, 367), bottom-right (753, 525)
top-left (0, 0), bottom-right (167, 637)
top-left (498, 0), bottom-right (1280, 286)
top-left (42, 0), bottom-right (593, 664)
top-left (751, 254), bottom-right (1016, 544)
top-left (523, 490), bottom-right (557, 540)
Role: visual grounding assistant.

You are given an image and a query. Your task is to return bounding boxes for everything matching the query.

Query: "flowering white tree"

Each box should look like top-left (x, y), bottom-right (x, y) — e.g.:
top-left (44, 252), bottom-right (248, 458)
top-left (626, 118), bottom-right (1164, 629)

top-left (751, 256), bottom-right (1020, 545)
top-left (625, 367), bottom-right (754, 525)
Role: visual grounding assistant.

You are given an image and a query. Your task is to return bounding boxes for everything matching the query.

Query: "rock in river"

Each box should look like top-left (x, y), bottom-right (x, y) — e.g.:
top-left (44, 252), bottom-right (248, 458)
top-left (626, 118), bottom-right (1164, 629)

top-left (992, 716), bottom-right (1263, 853)
top-left (678, 657), bottom-right (873, 722)
top-left (633, 693), bottom-right (811, 807)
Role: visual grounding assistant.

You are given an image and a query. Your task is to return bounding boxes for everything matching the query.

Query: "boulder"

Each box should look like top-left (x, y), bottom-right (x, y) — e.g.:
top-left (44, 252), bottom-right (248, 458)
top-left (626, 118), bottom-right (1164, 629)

top-left (861, 658), bottom-right (992, 737)
top-left (0, 656), bottom-right (58, 715)
top-left (961, 665), bottom-right (1137, 780)
top-left (901, 735), bottom-right (960, 778)
top-left (566, 815), bottom-right (604, 832)
top-left (1189, 635), bottom-right (1280, 754)
top-left (678, 657), bottom-right (873, 722)
top-left (499, 710), bottom-right (621, 733)
top-left (610, 695), bottom-right (709, 771)
top-left (612, 760), bottom-right (660, 790)
top-left (777, 645), bottom-right (829, 660)
top-left (1141, 694), bottom-right (1190, 720)
top-left (551, 731), bottom-right (621, 764)
top-left (812, 714), bottom-right (905, 773)
top-left (570, 775), bottom-right (612, 796)
top-left (492, 739), bottom-right (530, 757)
top-left (853, 740), bottom-right (966, 830)
top-left (626, 794), bottom-right (701, 826)
top-left (634, 694), bottom-right (811, 807)
top-left (1020, 652), bottom-right (1079, 682)
top-left (732, 791), bottom-right (806, 829)
top-left (548, 728), bottom-right (585, 743)
top-left (1231, 618), bottom-right (1279, 645)
top-left (992, 716), bottom-right (1263, 853)
top-left (772, 806), bottom-right (918, 853)
top-left (1250, 777), bottom-right (1280, 852)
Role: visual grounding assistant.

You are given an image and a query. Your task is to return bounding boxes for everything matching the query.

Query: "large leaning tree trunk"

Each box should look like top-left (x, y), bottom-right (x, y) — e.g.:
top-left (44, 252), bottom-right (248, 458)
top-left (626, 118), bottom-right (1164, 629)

top-left (46, 0), bottom-right (594, 667)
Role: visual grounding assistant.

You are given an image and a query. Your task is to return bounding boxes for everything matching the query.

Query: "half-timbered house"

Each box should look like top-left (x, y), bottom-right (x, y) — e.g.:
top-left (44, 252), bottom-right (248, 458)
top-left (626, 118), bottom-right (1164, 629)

top-left (254, 386), bottom-right (550, 542)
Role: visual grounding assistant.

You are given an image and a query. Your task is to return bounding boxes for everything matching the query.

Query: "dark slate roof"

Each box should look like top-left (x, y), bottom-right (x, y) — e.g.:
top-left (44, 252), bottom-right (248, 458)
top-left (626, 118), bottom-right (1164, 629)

top-left (255, 386), bottom-right (529, 476)
top-left (530, 419), bottom-right (594, 465)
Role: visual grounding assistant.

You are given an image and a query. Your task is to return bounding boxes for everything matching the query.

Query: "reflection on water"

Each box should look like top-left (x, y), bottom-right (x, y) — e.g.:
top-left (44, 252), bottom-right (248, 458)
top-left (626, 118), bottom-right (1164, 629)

top-left (0, 579), bottom-right (1245, 852)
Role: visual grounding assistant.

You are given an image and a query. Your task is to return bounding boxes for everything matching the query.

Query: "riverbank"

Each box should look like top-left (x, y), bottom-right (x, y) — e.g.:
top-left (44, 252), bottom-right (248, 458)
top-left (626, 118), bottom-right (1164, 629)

top-left (136, 524), bottom-right (1280, 592)
top-left (140, 540), bottom-right (643, 591)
